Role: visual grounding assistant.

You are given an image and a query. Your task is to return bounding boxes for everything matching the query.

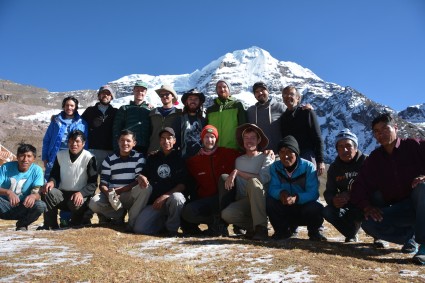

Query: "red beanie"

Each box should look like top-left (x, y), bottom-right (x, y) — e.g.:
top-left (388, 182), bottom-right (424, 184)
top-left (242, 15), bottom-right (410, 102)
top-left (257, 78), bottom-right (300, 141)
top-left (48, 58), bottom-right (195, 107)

top-left (201, 125), bottom-right (218, 140)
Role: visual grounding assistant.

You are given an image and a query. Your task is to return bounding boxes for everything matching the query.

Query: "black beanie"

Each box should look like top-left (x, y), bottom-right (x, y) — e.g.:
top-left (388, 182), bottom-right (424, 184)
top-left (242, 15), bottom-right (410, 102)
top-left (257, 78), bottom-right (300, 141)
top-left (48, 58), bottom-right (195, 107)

top-left (277, 135), bottom-right (300, 156)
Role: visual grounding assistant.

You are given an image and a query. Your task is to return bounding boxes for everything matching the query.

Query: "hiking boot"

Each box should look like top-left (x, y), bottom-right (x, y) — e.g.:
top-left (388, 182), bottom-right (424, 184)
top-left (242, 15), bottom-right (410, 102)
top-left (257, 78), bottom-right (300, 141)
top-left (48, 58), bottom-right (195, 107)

top-left (207, 216), bottom-right (229, 237)
top-left (232, 225), bottom-right (247, 236)
top-left (373, 238), bottom-right (389, 249)
top-left (166, 230), bottom-right (180, 238)
top-left (345, 235), bottom-right (359, 243)
top-left (413, 245), bottom-right (425, 265)
top-left (36, 224), bottom-right (59, 231)
top-left (16, 226), bottom-right (28, 231)
top-left (252, 225), bottom-right (269, 241)
top-left (182, 226), bottom-right (204, 237)
top-left (401, 238), bottom-right (418, 254)
top-left (309, 231), bottom-right (327, 242)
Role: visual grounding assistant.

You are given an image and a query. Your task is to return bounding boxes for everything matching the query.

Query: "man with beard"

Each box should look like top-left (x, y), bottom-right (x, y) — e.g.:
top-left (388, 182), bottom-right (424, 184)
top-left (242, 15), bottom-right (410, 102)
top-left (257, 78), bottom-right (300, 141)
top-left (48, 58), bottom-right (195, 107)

top-left (206, 80), bottom-right (246, 150)
top-left (172, 89), bottom-right (207, 159)
top-left (113, 81), bottom-right (152, 155)
top-left (82, 85), bottom-right (118, 174)
top-left (148, 85), bottom-right (182, 153)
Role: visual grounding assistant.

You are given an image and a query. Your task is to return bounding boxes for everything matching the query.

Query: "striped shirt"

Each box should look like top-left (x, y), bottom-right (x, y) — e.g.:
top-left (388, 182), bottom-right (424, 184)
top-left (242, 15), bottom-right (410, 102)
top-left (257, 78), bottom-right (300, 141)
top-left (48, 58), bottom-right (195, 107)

top-left (100, 150), bottom-right (145, 188)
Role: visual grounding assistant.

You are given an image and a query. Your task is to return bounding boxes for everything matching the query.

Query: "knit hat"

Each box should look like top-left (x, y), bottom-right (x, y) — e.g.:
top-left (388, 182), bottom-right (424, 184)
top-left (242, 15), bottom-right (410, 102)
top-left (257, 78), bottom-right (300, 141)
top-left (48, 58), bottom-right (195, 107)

top-left (236, 123), bottom-right (269, 151)
top-left (200, 125), bottom-right (218, 141)
top-left (155, 85), bottom-right (178, 104)
top-left (98, 85), bottom-right (115, 99)
top-left (134, 80), bottom-right (148, 89)
top-left (335, 128), bottom-right (358, 148)
top-left (158, 127), bottom-right (175, 137)
top-left (181, 88), bottom-right (206, 105)
top-left (277, 135), bottom-right (300, 156)
top-left (252, 82), bottom-right (268, 93)
top-left (215, 80), bottom-right (231, 94)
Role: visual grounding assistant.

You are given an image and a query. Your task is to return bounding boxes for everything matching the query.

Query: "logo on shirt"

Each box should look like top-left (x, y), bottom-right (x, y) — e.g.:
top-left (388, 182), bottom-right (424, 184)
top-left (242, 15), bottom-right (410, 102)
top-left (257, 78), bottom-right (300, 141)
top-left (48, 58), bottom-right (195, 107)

top-left (157, 164), bottom-right (171, 179)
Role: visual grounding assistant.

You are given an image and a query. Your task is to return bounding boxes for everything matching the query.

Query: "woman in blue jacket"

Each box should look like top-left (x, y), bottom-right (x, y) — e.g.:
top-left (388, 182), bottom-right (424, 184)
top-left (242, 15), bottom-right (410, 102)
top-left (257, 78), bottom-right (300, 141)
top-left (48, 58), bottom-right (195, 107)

top-left (42, 96), bottom-right (88, 180)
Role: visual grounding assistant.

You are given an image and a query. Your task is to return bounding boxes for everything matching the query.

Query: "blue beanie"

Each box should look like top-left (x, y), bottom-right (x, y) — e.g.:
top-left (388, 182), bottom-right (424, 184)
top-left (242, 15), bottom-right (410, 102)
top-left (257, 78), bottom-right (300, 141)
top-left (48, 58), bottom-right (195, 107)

top-left (335, 129), bottom-right (358, 148)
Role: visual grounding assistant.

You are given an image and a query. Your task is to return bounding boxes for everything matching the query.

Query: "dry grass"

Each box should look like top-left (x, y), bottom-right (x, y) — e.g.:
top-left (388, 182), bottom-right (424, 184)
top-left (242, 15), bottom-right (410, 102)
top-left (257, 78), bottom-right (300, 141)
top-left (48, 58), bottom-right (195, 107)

top-left (1, 215), bottom-right (424, 283)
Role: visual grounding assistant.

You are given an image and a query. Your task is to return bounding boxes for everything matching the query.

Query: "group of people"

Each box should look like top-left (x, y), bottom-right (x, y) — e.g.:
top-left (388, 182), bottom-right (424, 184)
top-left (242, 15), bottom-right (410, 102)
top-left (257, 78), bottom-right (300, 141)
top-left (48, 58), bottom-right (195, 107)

top-left (0, 79), bottom-right (424, 265)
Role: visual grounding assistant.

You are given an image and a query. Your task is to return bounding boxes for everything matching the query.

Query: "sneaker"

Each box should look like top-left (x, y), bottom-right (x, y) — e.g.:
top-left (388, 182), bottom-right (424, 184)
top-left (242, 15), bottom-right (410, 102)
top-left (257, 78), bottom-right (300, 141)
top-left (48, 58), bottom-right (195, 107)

top-left (373, 238), bottom-right (389, 249)
top-left (413, 245), bottom-right (425, 265)
top-left (16, 226), bottom-right (28, 231)
top-left (309, 231), bottom-right (327, 242)
top-left (252, 225), bottom-right (269, 241)
top-left (401, 238), bottom-right (418, 254)
top-left (345, 235), bottom-right (359, 243)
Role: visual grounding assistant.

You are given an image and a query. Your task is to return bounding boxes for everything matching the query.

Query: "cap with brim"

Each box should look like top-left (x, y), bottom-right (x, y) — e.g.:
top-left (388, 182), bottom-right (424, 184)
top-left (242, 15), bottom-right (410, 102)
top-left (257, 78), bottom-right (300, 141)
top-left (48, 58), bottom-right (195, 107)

top-left (182, 88), bottom-right (205, 105)
top-left (98, 85), bottom-right (115, 98)
top-left (134, 80), bottom-right (148, 89)
top-left (236, 123), bottom-right (269, 151)
top-left (252, 82), bottom-right (268, 93)
top-left (155, 85), bottom-right (178, 104)
top-left (158, 127), bottom-right (175, 137)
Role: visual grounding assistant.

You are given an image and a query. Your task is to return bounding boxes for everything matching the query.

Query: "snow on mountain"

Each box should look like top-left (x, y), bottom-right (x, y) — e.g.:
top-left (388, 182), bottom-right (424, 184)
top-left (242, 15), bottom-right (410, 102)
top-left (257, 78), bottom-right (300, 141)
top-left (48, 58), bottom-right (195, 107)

top-left (398, 103), bottom-right (425, 128)
top-left (19, 46), bottom-right (425, 163)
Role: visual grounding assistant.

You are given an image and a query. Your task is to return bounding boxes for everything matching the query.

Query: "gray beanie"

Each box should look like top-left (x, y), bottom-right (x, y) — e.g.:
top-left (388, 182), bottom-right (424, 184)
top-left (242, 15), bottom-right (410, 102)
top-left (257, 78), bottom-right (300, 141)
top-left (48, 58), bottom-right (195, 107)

top-left (216, 80), bottom-right (231, 94)
top-left (335, 128), bottom-right (358, 148)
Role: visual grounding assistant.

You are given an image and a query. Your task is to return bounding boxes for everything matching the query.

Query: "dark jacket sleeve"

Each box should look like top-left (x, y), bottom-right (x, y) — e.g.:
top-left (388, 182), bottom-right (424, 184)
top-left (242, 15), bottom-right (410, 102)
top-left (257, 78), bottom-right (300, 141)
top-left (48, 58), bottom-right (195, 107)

top-left (80, 156), bottom-right (98, 197)
top-left (308, 110), bottom-right (324, 163)
top-left (237, 102), bottom-right (247, 126)
top-left (112, 106), bottom-right (126, 152)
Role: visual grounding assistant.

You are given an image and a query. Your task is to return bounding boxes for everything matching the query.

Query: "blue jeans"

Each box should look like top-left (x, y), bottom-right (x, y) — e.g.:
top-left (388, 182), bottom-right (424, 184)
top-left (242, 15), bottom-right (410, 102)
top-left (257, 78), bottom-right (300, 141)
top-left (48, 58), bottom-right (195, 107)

top-left (323, 204), bottom-right (363, 239)
top-left (0, 197), bottom-right (46, 228)
top-left (362, 183), bottom-right (425, 245)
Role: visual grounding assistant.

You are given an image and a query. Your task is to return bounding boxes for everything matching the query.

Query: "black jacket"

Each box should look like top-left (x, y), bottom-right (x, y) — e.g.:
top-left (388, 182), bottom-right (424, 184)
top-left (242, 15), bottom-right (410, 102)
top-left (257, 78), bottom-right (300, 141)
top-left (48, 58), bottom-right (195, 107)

top-left (82, 103), bottom-right (117, 150)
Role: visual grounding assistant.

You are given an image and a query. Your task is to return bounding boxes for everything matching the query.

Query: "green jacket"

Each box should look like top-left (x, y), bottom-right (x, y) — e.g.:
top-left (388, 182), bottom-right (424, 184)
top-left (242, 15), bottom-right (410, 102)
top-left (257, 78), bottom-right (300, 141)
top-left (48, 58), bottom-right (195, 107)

top-left (112, 101), bottom-right (151, 153)
top-left (206, 96), bottom-right (246, 150)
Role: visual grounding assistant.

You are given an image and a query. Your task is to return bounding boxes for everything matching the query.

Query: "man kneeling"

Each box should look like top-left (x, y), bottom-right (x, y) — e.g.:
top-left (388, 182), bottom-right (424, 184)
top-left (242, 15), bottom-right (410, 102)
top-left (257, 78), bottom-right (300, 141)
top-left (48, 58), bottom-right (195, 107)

top-left (0, 144), bottom-right (46, 230)
top-left (89, 130), bottom-right (150, 231)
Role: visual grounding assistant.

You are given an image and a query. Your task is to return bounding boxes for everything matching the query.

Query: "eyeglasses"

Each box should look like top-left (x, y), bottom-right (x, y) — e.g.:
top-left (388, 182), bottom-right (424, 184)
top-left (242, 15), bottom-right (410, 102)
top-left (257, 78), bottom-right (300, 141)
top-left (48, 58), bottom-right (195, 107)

top-left (159, 93), bottom-right (171, 97)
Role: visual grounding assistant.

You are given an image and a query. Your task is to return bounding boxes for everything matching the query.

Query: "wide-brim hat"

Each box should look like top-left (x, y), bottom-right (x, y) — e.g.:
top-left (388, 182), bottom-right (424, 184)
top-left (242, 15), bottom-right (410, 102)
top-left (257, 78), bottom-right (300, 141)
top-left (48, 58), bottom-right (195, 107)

top-left (155, 85), bottom-right (178, 104)
top-left (236, 123), bottom-right (269, 151)
top-left (181, 88), bottom-right (205, 105)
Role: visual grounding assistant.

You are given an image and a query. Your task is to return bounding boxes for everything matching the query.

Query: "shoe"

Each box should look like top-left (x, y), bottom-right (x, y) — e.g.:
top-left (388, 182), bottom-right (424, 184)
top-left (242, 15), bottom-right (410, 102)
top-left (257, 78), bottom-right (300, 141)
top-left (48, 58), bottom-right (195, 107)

top-left (413, 245), bottom-right (425, 265)
top-left (373, 238), bottom-right (389, 249)
top-left (309, 231), bottom-right (327, 242)
top-left (207, 217), bottom-right (229, 237)
top-left (182, 226), bottom-right (204, 236)
top-left (345, 235), bottom-right (359, 243)
top-left (271, 229), bottom-right (291, 240)
top-left (401, 238), bottom-right (418, 254)
top-left (36, 224), bottom-right (59, 231)
top-left (60, 218), bottom-right (69, 228)
top-left (252, 225), bottom-right (269, 241)
top-left (16, 226), bottom-right (28, 231)
top-left (232, 225), bottom-right (247, 236)
top-left (166, 230), bottom-right (179, 238)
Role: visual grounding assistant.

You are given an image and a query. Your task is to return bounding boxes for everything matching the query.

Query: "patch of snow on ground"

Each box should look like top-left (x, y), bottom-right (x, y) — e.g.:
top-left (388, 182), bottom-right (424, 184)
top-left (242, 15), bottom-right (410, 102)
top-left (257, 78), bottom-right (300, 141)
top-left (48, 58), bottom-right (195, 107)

top-left (128, 237), bottom-right (317, 282)
top-left (0, 230), bottom-right (92, 282)
top-left (399, 269), bottom-right (425, 279)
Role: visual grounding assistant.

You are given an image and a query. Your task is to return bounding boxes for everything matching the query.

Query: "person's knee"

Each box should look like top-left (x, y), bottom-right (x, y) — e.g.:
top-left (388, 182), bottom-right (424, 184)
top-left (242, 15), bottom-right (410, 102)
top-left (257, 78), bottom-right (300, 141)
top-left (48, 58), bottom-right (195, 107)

top-left (33, 200), bottom-right (47, 214)
top-left (170, 192), bottom-right (186, 206)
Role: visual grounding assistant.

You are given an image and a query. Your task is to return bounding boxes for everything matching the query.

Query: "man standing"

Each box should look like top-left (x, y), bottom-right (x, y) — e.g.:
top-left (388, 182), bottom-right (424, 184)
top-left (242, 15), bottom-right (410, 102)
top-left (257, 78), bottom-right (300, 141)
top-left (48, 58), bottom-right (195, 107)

top-left (0, 144), bottom-right (46, 230)
top-left (89, 130), bottom-right (149, 231)
top-left (39, 130), bottom-right (98, 229)
top-left (221, 123), bottom-right (273, 240)
top-left (113, 80), bottom-right (152, 154)
top-left (82, 85), bottom-right (117, 173)
top-left (172, 88), bottom-right (207, 159)
top-left (267, 135), bottom-right (326, 241)
top-left (182, 125), bottom-right (240, 236)
top-left (133, 127), bottom-right (186, 236)
top-left (322, 129), bottom-right (366, 242)
top-left (148, 85), bottom-right (182, 153)
top-left (350, 113), bottom-right (424, 265)
top-left (280, 86), bottom-right (325, 175)
top-left (206, 80), bottom-right (246, 150)
top-left (247, 82), bottom-right (286, 153)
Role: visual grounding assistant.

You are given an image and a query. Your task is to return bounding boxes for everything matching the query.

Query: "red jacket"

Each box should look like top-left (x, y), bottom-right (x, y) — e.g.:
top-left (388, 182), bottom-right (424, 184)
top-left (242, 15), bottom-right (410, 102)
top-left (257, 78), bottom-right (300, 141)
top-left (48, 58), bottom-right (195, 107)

top-left (187, 147), bottom-right (240, 199)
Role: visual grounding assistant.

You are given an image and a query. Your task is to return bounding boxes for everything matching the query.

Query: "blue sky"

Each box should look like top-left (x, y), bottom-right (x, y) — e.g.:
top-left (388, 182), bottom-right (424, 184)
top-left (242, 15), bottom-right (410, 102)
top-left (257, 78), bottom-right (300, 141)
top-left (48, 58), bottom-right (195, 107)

top-left (1, 0), bottom-right (424, 111)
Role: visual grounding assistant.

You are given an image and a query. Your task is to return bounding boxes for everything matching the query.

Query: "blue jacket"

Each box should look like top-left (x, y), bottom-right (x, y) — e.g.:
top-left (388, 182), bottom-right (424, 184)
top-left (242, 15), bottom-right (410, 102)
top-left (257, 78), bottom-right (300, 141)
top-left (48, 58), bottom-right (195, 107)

top-left (268, 157), bottom-right (319, 204)
top-left (42, 111), bottom-right (88, 164)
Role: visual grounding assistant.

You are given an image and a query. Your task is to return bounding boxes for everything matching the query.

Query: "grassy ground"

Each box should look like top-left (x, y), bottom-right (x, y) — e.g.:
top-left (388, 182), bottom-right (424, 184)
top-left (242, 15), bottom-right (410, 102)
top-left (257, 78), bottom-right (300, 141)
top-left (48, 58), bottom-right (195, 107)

top-left (1, 215), bottom-right (424, 283)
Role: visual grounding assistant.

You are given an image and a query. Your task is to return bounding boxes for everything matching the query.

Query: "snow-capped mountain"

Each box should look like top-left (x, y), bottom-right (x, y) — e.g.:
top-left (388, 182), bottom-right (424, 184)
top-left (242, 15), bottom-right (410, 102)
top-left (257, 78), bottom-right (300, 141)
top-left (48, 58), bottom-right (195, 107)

top-left (19, 46), bottom-right (425, 163)
top-left (398, 103), bottom-right (425, 128)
